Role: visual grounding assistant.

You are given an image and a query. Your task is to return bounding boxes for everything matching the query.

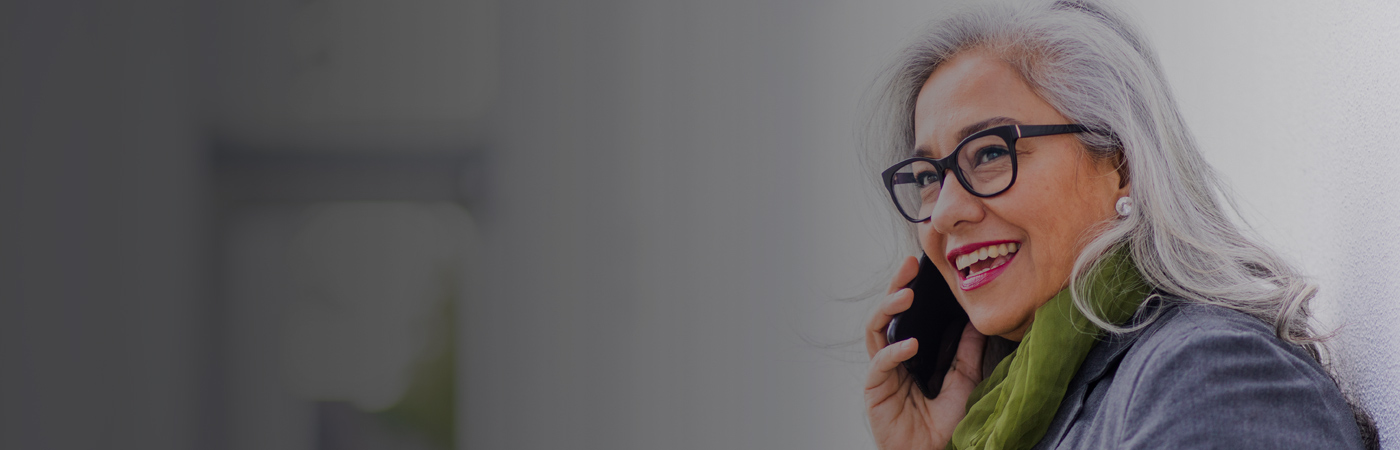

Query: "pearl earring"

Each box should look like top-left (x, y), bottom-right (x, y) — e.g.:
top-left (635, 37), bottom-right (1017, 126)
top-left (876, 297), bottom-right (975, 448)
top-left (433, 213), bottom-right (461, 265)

top-left (1115, 196), bottom-right (1134, 217)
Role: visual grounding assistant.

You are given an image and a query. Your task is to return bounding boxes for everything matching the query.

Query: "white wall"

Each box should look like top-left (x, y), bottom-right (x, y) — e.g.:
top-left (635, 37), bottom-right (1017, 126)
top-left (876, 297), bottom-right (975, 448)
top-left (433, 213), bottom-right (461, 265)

top-left (477, 0), bottom-right (1399, 449)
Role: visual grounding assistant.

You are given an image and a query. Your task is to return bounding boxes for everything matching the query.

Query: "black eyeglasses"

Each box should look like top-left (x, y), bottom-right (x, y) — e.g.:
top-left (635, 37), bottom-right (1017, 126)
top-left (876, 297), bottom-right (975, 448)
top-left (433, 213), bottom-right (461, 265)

top-left (881, 124), bottom-right (1089, 223)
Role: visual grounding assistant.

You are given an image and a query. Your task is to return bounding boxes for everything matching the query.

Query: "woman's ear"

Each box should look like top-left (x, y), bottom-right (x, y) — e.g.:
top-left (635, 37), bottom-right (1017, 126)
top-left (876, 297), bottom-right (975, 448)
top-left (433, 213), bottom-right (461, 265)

top-left (1113, 151), bottom-right (1130, 195)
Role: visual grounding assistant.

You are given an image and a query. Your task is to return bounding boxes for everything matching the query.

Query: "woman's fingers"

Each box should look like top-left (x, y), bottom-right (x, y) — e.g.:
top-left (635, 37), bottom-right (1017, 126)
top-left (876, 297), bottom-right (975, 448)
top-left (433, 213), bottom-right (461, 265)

top-left (866, 288), bottom-right (914, 357)
top-left (866, 257), bottom-right (922, 358)
top-left (865, 337), bottom-right (918, 394)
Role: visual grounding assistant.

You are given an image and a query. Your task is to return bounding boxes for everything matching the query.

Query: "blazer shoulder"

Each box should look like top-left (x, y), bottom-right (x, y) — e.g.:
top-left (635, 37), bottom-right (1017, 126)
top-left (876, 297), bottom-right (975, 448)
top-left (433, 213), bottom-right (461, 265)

top-left (1135, 300), bottom-right (1299, 355)
top-left (1108, 300), bottom-right (1364, 449)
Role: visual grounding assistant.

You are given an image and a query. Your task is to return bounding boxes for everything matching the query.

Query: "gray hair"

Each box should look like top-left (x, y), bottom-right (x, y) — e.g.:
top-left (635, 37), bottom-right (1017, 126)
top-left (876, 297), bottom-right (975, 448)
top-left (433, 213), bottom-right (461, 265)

top-left (863, 0), bottom-right (1320, 345)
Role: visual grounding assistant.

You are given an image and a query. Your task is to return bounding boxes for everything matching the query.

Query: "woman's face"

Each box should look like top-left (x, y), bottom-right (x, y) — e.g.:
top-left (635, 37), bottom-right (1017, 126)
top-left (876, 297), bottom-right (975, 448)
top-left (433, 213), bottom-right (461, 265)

top-left (912, 51), bottom-right (1127, 341)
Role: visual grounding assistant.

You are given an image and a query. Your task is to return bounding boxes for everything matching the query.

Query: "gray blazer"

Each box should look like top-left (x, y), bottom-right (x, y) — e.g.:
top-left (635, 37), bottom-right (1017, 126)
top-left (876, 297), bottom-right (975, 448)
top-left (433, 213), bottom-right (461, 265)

top-left (1030, 297), bottom-right (1366, 449)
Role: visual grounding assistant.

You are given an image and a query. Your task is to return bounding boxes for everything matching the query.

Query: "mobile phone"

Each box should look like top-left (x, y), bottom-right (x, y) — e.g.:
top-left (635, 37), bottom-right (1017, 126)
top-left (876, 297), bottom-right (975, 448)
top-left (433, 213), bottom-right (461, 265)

top-left (885, 255), bottom-right (969, 399)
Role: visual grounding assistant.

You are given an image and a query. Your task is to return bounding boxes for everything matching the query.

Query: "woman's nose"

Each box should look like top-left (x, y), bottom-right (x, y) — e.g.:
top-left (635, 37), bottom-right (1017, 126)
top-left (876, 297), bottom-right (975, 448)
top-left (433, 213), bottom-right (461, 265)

top-left (926, 175), bottom-right (985, 234)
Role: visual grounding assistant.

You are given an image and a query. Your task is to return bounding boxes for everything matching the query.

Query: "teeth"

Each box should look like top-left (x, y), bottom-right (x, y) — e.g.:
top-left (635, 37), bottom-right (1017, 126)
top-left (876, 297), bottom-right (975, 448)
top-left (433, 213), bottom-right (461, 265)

top-left (954, 242), bottom-right (1021, 271)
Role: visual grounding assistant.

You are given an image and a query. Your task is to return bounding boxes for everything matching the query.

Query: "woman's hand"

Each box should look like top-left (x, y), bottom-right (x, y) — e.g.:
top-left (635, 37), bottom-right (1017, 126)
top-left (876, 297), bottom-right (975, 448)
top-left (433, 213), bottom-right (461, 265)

top-left (865, 256), bottom-right (987, 450)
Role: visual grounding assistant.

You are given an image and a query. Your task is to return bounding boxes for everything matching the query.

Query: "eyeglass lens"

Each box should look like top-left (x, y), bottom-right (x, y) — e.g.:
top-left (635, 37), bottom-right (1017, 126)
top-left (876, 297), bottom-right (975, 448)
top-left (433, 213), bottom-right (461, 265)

top-left (890, 133), bottom-right (1015, 221)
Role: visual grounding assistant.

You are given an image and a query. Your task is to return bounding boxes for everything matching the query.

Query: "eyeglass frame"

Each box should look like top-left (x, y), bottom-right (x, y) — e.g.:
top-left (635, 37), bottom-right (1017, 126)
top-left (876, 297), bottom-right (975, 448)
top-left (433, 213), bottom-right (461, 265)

top-left (880, 123), bottom-right (1090, 223)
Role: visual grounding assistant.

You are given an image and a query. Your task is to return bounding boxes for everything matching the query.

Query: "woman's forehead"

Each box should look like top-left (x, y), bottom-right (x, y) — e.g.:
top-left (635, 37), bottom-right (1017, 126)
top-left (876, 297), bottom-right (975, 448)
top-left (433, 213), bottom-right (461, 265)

top-left (911, 52), bottom-right (1060, 158)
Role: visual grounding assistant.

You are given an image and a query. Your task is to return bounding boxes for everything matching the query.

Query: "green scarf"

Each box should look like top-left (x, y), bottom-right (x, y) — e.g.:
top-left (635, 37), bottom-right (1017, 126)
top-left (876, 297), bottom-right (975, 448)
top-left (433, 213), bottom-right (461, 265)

top-left (950, 248), bottom-right (1150, 450)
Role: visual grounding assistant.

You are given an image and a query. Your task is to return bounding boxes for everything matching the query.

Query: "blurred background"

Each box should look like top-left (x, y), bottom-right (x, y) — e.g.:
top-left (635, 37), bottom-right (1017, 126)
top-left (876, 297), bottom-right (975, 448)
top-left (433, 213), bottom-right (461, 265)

top-left (2, 0), bottom-right (1397, 449)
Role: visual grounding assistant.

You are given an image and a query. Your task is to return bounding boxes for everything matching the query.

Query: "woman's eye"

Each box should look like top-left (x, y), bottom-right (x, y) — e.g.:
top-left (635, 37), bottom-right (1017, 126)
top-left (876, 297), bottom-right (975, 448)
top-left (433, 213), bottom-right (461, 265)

top-left (914, 170), bottom-right (942, 187)
top-left (973, 146), bottom-right (1011, 165)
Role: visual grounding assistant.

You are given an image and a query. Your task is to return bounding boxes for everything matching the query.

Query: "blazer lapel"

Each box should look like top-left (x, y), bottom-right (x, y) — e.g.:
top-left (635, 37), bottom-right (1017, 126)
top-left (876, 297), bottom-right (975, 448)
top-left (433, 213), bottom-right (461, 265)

top-left (1032, 296), bottom-right (1179, 450)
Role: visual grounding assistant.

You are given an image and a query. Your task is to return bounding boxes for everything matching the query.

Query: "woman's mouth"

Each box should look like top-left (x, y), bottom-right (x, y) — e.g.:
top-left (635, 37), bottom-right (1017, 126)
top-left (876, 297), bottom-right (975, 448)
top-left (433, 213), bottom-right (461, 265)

top-left (950, 241), bottom-right (1020, 291)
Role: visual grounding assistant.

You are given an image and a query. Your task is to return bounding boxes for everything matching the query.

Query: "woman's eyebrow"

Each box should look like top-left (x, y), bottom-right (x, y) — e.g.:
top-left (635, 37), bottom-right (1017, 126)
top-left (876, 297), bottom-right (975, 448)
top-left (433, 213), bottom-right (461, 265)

top-left (911, 116), bottom-right (1023, 158)
top-left (956, 116), bottom-right (1021, 141)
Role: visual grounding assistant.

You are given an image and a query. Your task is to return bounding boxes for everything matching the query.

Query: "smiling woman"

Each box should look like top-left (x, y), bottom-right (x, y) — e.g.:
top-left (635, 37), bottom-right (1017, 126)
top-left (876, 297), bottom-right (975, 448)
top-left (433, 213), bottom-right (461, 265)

top-left (903, 50), bottom-right (1128, 340)
top-left (860, 1), bottom-right (1378, 449)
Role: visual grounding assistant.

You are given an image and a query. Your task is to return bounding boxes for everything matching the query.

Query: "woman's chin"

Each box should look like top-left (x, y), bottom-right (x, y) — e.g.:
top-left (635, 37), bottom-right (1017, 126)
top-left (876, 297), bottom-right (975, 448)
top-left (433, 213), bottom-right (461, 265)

top-left (960, 265), bottom-right (1041, 340)
top-left (965, 305), bottom-right (1033, 341)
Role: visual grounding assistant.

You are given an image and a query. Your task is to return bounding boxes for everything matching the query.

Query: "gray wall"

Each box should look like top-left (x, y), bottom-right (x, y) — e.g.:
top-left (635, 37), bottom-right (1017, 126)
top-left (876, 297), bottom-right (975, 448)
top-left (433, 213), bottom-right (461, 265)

top-left (1, 1), bottom-right (210, 449)
top-left (468, 1), bottom-right (940, 448)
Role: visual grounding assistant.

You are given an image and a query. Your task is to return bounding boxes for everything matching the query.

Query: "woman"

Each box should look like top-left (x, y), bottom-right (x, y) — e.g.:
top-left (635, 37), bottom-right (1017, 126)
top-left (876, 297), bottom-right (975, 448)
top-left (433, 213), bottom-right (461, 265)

top-left (861, 1), bottom-right (1378, 449)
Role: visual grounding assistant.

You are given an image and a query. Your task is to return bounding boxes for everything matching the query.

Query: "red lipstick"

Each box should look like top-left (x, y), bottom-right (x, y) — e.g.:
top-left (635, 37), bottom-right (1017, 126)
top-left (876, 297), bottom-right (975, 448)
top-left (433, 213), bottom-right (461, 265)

top-left (945, 240), bottom-right (1021, 292)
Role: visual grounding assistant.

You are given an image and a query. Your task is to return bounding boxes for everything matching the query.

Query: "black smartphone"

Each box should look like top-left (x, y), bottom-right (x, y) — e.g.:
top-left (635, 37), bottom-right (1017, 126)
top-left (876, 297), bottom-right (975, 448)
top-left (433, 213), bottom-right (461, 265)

top-left (885, 254), bottom-right (969, 399)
